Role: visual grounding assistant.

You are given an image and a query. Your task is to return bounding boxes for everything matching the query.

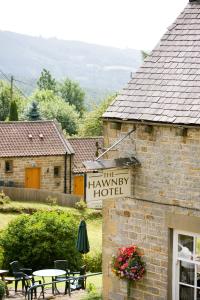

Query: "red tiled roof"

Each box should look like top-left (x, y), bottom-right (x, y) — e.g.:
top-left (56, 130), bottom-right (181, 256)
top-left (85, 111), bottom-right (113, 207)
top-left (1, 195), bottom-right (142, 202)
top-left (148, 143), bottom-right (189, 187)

top-left (69, 137), bottom-right (104, 173)
top-left (0, 120), bottom-right (74, 157)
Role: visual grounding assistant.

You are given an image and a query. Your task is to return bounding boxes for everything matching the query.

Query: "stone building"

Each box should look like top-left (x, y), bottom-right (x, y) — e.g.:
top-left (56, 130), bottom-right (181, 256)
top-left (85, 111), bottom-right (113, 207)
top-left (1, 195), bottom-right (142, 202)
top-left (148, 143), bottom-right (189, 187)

top-left (0, 120), bottom-right (74, 193)
top-left (102, 1), bottom-right (200, 299)
top-left (69, 137), bottom-right (103, 200)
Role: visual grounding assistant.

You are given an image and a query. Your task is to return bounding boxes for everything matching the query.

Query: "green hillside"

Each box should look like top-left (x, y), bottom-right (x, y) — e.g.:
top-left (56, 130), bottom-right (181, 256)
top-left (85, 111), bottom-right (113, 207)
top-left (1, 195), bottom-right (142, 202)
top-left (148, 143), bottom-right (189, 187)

top-left (0, 31), bottom-right (142, 101)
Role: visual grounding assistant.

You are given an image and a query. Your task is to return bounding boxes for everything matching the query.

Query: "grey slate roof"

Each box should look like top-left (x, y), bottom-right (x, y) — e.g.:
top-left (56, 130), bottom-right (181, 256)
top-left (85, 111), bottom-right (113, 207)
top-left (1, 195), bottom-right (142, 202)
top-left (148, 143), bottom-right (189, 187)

top-left (103, 1), bottom-right (200, 125)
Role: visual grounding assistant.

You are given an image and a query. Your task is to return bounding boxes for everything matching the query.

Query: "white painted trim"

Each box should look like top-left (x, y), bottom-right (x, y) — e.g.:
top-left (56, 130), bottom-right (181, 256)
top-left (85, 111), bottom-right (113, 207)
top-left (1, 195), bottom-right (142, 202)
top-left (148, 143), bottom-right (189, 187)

top-left (173, 230), bottom-right (200, 300)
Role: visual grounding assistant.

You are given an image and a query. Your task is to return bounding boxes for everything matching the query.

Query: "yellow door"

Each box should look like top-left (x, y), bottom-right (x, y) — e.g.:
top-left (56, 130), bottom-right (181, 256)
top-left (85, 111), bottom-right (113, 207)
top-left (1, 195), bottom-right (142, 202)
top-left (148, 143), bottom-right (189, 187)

top-left (25, 168), bottom-right (41, 189)
top-left (74, 175), bottom-right (84, 196)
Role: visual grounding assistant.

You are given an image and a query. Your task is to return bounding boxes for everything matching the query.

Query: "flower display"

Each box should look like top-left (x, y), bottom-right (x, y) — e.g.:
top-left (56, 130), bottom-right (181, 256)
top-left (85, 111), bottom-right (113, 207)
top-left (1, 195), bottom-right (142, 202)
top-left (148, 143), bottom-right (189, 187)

top-left (112, 246), bottom-right (145, 281)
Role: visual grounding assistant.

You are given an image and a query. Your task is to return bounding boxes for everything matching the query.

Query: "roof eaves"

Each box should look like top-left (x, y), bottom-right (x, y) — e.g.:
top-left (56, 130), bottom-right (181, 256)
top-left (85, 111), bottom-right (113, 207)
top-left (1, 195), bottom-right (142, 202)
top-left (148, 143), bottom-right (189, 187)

top-left (102, 116), bottom-right (200, 128)
top-left (68, 136), bottom-right (103, 140)
top-left (0, 153), bottom-right (67, 158)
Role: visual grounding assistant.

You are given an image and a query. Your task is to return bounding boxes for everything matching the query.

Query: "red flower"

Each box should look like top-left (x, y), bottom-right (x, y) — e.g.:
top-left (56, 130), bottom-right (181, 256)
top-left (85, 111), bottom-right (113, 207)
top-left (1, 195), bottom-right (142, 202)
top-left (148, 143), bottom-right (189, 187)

top-left (112, 245), bottom-right (146, 282)
top-left (121, 262), bottom-right (128, 270)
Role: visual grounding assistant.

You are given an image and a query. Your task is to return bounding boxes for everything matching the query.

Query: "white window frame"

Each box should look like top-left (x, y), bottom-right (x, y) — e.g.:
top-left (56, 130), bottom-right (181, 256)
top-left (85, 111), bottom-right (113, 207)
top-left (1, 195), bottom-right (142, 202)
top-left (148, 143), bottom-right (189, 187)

top-left (173, 229), bottom-right (200, 300)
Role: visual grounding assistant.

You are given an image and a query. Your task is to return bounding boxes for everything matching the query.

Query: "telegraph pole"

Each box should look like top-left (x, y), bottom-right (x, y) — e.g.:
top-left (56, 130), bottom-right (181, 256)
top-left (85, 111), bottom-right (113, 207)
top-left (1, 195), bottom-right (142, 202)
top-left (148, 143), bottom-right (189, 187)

top-left (10, 75), bottom-right (14, 101)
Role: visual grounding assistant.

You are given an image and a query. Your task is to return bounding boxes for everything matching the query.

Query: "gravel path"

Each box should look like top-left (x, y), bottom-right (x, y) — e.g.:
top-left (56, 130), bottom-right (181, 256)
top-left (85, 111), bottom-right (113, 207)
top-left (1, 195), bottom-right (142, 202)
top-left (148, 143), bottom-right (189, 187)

top-left (6, 287), bottom-right (87, 300)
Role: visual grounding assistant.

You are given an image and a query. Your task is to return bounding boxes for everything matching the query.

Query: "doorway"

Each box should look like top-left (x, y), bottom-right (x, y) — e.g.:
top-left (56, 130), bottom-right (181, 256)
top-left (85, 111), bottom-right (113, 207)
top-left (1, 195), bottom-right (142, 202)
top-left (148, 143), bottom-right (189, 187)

top-left (25, 168), bottom-right (41, 189)
top-left (73, 175), bottom-right (84, 196)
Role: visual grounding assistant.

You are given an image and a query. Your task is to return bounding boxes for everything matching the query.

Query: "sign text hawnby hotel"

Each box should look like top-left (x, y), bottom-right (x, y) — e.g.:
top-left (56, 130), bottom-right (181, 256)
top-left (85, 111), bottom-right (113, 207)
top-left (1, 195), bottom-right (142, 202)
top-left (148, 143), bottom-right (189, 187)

top-left (86, 169), bottom-right (131, 207)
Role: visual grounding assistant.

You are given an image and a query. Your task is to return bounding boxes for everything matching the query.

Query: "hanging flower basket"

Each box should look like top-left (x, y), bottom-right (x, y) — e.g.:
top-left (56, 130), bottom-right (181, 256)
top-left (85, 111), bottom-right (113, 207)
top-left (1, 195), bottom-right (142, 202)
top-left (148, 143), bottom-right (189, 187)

top-left (112, 246), bottom-right (146, 298)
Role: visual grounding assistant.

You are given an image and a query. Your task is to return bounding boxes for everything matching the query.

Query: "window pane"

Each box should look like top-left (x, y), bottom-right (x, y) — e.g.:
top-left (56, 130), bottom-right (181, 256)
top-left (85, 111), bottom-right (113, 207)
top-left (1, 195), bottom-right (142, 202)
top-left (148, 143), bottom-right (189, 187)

top-left (197, 289), bottom-right (200, 300)
top-left (180, 261), bottom-right (194, 285)
top-left (197, 265), bottom-right (200, 288)
top-left (54, 166), bottom-right (61, 177)
top-left (179, 285), bottom-right (194, 300)
top-left (196, 238), bottom-right (200, 262)
top-left (178, 234), bottom-right (193, 260)
top-left (5, 160), bottom-right (13, 172)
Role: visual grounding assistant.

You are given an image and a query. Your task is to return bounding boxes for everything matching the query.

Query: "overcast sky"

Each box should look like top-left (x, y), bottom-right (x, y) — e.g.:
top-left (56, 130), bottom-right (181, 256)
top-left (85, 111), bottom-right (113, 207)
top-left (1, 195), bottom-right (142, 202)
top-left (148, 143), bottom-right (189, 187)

top-left (0, 0), bottom-right (188, 50)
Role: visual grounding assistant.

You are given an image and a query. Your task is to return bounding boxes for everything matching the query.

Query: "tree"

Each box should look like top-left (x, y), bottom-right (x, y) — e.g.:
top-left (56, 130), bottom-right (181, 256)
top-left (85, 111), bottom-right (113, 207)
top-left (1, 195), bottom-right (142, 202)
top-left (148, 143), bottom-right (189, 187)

top-left (0, 80), bottom-right (24, 121)
top-left (40, 97), bottom-right (79, 135)
top-left (34, 89), bottom-right (58, 103)
top-left (58, 79), bottom-right (85, 116)
top-left (9, 101), bottom-right (18, 121)
top-left (26, 101), bottom-right (42, 121)
top-left (37, 69), bottom-right (57, 92)
top-left (32, 89), bottom-right (79, 135)
top-left (0, 81), bottom-right (11, 121)
top-left (79, 94), bottom-right (116, 136)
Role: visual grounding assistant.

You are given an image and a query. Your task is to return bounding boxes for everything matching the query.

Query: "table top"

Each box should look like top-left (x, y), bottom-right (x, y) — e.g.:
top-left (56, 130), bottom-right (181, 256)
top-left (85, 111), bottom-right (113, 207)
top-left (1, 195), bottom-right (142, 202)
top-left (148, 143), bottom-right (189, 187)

top-left (33, 269), bottom-right (66, 277)
top-left (0, 270), bottom-right (8, 275)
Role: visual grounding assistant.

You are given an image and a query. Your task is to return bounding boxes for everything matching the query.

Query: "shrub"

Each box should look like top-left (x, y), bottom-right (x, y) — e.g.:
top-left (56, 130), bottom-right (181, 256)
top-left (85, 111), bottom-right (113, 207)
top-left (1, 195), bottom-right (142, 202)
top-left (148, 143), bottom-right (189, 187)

top-left (0, 211), bottom-right (82, 271)
top-left (81, 283), bottom-right (102, 300)
top-left (85, 251), bottom-right (102, 272)
top-left (75, 199), bottom-right (87, 210)
top-left (46, 196), bottom-right (58, 206)
top-left (0, 206), bottom-right (37, 214)
top-left (0, 246), bottom-right (4, 269)
top-left (0, 191), bottom-right (10, 205)
top-left (0, 280), bottom-right (5, 299)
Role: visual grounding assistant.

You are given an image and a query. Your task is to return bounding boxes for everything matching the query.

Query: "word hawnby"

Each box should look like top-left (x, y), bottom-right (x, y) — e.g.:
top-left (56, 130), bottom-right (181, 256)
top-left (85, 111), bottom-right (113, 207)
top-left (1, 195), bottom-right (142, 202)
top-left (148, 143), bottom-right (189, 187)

top-left (86, 169), bottom-right (131, 202)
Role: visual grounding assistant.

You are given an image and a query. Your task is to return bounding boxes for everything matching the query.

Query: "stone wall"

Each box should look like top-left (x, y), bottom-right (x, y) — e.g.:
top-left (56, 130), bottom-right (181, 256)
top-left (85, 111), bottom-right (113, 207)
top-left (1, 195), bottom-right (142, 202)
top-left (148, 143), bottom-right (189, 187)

top-left (102, 121), bottom-right (200, 299)
top-left (0, 155), bottom-right (72, 193)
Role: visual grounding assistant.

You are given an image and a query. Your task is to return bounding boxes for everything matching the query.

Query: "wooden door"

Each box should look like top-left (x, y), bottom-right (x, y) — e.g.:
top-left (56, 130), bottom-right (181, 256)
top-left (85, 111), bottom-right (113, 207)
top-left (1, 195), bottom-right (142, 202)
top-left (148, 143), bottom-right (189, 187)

top-left (25, 168), bottom-right (41, 189)
top-left (74, 175), bottom-right (84, 196)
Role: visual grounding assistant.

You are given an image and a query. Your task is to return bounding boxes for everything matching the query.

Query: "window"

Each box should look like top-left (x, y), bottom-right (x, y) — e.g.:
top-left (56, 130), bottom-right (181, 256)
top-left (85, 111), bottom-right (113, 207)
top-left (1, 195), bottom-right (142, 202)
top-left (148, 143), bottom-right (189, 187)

top-left (54, 166), bottom-right (61, 177)
top-left (173, 230), bottom-right (200, 300)
top-left (5, 160), bottom-right (13, 173)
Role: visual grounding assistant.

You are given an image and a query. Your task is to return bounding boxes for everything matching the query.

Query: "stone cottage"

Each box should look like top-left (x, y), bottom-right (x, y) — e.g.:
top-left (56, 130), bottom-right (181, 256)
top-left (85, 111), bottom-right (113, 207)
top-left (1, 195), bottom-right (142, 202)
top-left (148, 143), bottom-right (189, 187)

top-left (102, 0), bottom-right (200, 299)
top-left (0, 120), bottom-right (74, 193)
top-left (69, 137), bottom-right (103, 200)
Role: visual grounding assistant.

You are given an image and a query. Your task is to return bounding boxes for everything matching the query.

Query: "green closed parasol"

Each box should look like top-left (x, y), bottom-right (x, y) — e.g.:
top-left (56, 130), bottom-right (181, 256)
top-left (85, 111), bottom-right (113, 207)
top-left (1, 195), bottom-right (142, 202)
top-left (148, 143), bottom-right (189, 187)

top-left (76, 220), bottom-right (90, 254)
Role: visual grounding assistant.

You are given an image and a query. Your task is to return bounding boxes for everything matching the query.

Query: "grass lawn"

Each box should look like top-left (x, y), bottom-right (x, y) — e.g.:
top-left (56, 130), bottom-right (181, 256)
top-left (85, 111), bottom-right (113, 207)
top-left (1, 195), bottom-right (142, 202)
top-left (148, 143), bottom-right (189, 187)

top-left (87, 218), bottom-right (102, 254)
top-left (0, 213), bottom-right (18, 228)
top-left (87, 274), bottom-right (102, 290)
top-left (1, 200), bottom-right (81, 214)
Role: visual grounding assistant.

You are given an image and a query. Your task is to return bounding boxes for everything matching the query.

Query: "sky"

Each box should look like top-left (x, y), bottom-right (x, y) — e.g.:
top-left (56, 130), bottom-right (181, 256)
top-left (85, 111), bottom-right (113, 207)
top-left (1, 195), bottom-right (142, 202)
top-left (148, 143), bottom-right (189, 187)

top-left (0, 0), bottom-right (188, 50)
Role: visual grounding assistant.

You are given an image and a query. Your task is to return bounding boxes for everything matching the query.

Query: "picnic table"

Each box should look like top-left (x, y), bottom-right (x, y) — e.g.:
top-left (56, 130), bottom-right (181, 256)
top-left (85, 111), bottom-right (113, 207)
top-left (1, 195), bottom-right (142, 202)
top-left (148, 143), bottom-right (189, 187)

top-left (33, 269), bottom-right (66, 295)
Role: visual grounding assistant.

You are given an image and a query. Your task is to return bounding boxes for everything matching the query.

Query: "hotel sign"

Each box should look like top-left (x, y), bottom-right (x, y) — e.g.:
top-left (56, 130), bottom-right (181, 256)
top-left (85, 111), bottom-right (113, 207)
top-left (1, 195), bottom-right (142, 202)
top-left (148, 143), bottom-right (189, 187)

top-left (86, 168), bottom-right (131, 208)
